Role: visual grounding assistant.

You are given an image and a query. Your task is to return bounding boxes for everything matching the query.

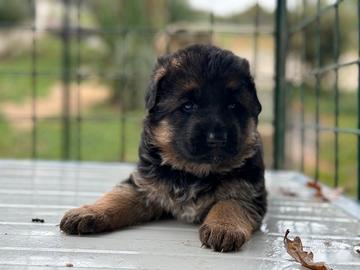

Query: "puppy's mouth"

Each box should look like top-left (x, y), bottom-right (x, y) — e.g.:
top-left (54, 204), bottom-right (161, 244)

top-left (184, 146), bottom-right (238, 165)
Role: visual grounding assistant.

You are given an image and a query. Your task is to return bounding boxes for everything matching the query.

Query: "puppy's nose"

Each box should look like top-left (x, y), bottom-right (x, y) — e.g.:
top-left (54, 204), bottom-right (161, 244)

top-left (207, 131), bottom-right (228, 147)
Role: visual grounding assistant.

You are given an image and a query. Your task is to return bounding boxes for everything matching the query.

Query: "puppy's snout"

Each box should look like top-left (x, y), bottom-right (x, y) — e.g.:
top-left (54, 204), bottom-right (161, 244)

top-left (206, 131), bottom-right (228, 147)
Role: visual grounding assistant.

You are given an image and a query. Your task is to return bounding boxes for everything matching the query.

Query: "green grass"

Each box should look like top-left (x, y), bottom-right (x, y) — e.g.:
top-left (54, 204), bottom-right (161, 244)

top-left (0, 34), bottom-right (142, 163)
top-left (0, 116), bottom-right (33, 159)
top-left (0, 33), bottom-right (141, 161)
top-left (0, 35), bottom-right (105, 102)
top-left (289, 86), bottom-right (358, 198)
top-left (0, 106), bottom-right (144, 162)
top-left (319, 133), bottom-right (357, 197)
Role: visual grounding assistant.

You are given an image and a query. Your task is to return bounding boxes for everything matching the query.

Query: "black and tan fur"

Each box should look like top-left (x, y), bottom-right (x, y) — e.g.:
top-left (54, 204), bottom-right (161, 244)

top-left (60, 44), bottom-right (267, 252)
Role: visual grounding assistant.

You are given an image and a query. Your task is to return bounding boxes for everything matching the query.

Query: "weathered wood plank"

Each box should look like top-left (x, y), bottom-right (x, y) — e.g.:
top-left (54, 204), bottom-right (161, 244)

top-left (0, 160), bottom-right (359, 269)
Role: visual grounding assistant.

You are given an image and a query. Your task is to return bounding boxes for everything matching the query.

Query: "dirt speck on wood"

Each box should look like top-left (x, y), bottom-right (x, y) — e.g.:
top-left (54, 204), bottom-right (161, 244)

top-left (32, 218), bottom-right (45, 223)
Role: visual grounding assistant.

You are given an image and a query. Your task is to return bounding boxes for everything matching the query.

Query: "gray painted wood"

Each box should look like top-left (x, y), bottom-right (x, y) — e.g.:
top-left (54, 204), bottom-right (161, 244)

top-left (0, 160), bottom-right (359, 269)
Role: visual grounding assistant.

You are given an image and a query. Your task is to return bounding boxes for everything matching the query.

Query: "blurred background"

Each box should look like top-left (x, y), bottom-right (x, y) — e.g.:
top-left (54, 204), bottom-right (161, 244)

top-left (0, 0), bottom-right (359, 198)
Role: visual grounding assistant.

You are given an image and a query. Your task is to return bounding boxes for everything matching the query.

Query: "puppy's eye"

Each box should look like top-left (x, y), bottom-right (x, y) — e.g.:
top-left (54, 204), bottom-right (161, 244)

top-left (228, 103), bottom-right (237, 110)
top-left (182, 102), bottom-right (197, 113)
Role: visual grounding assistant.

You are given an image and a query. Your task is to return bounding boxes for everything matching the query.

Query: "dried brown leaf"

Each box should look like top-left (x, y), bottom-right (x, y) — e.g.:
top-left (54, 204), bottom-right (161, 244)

top-left (283, 230), bottom-right (332, 270)
top-left (306, 181), bottom-right (343, 202)
top-left (306, 180), bottom-right (321, 190)
top-left (306, 181), bottom-right (329, 202)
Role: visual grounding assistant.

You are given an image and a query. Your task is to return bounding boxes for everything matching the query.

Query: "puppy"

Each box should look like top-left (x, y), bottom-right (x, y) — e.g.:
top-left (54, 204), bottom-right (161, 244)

top-left (60, 44), bottom-right (267, 252)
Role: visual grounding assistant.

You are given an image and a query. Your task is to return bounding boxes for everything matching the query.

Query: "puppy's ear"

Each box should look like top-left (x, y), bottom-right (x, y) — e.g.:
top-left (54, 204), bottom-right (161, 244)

top-left (145, 61), bottom-right (167, 112)
top-left (248, 75), bottom-right (262, 117)
top-left (237, 57), bottom-right (262, 117)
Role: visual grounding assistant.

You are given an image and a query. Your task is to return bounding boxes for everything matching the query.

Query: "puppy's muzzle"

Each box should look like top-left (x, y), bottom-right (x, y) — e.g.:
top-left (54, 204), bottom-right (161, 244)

top-left (206, 131), bottom-right (228, 148)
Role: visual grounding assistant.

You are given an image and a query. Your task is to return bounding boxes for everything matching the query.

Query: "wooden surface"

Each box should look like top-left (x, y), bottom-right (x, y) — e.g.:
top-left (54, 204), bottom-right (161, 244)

top-left (0, 160), bottom-right (359, 269)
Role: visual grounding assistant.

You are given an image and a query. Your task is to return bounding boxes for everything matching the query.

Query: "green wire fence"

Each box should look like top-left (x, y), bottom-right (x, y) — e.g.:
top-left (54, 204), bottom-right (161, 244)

top-left (274, 0), bottom-right (360, 199)
top-left (1, 0), bottom-right (360, 200)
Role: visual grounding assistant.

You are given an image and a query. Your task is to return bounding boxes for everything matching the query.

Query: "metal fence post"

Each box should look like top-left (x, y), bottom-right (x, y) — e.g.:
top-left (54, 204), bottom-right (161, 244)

top-left (273, 0), bottom-right (287, 169)
top-left (30, 0), bottom-right (37, 159)
top-left (62, 0), bottom-right (71, 160)
top-left (357, 0), bottom-right (360, 200)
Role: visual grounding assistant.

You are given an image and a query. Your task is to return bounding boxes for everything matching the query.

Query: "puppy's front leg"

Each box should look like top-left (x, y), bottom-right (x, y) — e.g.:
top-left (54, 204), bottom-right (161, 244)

top-left (199, 199), bottom-right (259, 252)
top-left (60, 183), bottom-right (161, 235)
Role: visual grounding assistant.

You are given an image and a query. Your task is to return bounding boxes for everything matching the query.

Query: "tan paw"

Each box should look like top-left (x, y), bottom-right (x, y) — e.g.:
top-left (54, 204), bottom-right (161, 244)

top-left (199, 223), bottom-right (247, 252)
top-left (60, 206), bottom-right (111, 235)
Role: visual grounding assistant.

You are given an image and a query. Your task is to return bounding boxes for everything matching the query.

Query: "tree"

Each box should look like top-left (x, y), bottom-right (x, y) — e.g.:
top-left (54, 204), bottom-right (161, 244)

top-left (288, 1), bottom-right (357, 66)
top-left (0, 0), bottom-right (30, 24)
top-left (88, 0), bottom-right (200, 111)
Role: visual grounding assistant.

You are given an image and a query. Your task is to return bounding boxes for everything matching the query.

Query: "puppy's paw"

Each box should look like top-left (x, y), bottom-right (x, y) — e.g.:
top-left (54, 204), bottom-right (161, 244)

top-left (60, 206), bottom-right (111, 235)
top-left (199, 223), bottom-right (247, 252)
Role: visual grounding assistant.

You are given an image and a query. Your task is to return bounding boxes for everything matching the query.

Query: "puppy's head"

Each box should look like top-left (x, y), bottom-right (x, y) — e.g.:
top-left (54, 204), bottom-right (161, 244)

top-left (145, 44), bottom-right (261, 175)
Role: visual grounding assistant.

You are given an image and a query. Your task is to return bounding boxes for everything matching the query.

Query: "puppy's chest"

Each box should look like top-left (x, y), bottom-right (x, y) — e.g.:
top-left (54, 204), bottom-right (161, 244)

top-left (145, 183), bottom-right (216, 223)
top-left (134, 173), bottom-right (254, 223)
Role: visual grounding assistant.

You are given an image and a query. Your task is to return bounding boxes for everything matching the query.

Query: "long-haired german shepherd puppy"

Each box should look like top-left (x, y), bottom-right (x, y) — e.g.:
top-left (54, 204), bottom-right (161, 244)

top-left (60, 44), bottom-right (267, 252)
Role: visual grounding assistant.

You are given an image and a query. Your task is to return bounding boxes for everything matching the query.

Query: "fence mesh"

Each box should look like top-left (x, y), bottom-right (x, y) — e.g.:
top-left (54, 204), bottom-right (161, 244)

top-left (0, 0), bottom-right (274, 164)
top-left (280, 0), bottom-right (360, 199)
